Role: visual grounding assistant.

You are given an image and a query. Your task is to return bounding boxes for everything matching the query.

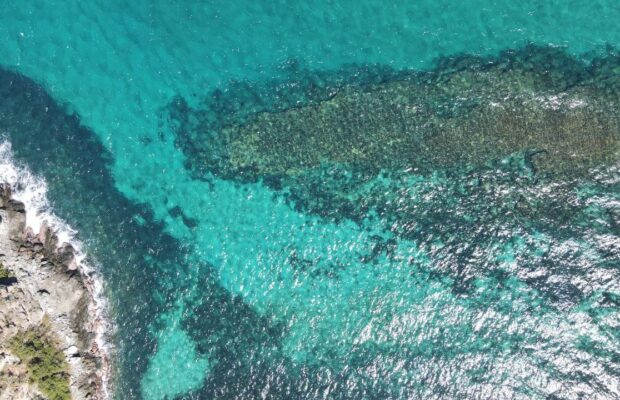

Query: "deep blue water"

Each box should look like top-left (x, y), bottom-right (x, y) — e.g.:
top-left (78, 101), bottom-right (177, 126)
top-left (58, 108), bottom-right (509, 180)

top-left (1, 2), bottom-right (620, 399)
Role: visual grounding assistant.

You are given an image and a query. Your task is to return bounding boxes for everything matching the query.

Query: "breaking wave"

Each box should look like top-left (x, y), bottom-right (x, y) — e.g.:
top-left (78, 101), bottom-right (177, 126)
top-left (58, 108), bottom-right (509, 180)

top-left (0, 140), bottom-right (114, 399)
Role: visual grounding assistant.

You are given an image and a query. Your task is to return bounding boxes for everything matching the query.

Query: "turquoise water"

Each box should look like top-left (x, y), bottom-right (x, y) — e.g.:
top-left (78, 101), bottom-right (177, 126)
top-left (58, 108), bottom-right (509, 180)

top-left (1, 1), bottom-right (620, 399)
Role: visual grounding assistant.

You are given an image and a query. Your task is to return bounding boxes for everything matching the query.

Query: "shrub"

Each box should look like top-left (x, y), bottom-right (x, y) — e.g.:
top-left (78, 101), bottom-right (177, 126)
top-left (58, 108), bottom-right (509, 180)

top-left (0, 262), bottom-right (17, 285)
top-left (0, 262), bottom-right (14, 279)
top-left (8, 324), bottom-right (71, 400)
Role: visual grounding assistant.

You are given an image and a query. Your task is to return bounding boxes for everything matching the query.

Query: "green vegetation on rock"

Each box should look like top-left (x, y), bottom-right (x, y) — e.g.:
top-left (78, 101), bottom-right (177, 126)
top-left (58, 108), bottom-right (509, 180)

top-left (0, 262), bottom-right (17, 285)
top-left (8, 324), bottom-right (71, 400)
top-left (0, 262), bottom-right (13, 279)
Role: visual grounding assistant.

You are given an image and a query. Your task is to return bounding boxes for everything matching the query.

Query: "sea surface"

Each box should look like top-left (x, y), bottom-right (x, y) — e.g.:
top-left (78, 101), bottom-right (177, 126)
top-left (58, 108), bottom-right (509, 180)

top-left (1, 1), bottom-right (620, 399)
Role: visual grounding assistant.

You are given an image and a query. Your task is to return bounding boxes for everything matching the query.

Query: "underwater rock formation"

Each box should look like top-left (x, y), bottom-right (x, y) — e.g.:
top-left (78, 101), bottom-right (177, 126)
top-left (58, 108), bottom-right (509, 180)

top-left (168, 44), bottom-right (620, 312)
top-left (168, 46), bottom-right (620, 271)
top-left (164, 45), bottom-right (620, 397)
top-left (172, 45), bottom-right (620, 184)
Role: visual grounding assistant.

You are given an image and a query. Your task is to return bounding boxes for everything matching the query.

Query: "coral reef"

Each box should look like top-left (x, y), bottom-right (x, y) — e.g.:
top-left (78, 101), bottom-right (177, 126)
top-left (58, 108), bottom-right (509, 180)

top-left (170, 45), bottom-right (620, 217)
top-left (0, 263), bottom-right (15, 283)
top-left (167, 43), bottom-right (620, 315)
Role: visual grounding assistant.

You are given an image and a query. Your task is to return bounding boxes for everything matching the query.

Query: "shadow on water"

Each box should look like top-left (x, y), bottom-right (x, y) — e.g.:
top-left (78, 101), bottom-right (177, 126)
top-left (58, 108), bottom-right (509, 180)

top-left (0, 68), bottom-right (294, 399)
top-left (0, 62), bottom-right (442, 400)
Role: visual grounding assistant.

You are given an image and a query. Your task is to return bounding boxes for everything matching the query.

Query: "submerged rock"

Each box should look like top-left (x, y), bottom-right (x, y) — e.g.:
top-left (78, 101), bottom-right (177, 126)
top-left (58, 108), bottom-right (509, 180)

top-left (172, 45), bottom-right (620, 183)
top-left (170, 45), bottom-right (620, 229)
top-left (167, 44), bottom-right (620, 324)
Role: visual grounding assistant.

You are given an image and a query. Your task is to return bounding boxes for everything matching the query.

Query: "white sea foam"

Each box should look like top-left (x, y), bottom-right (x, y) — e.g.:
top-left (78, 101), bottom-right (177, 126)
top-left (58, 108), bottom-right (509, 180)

top-left (0, 140), bottom-right (113, 399)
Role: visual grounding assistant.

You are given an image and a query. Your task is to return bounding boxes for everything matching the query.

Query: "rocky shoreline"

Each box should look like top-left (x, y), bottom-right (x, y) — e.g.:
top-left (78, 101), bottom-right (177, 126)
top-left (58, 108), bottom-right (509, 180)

top-left (0, 183), bottom-right (108, 399)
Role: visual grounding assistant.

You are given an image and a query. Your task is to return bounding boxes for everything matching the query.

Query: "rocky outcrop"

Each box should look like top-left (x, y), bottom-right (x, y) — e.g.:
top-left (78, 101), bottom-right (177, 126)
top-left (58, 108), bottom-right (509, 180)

top-left (0, 183), bottom-right (105, 399)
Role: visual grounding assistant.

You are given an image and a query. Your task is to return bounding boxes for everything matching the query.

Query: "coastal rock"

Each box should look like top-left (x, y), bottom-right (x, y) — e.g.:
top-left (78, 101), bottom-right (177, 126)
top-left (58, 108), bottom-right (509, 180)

top-left (4, 200), bottom-right (26, 242)
top-left (36, 221), bottom-right (51, 246)
top-left (0, 184), bottom-right (11, 209)
top-left (66, 346), bottom-right (80, 357)
top-left (0, 186), bottom-right (105, 399)
top-left (6, 200), bottom-right (25, 213)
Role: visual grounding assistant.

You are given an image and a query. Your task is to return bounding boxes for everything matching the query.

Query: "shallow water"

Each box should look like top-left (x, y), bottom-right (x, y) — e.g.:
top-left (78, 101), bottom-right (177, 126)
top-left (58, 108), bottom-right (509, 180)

top-left (1, 1), bottom-right (619, 399)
